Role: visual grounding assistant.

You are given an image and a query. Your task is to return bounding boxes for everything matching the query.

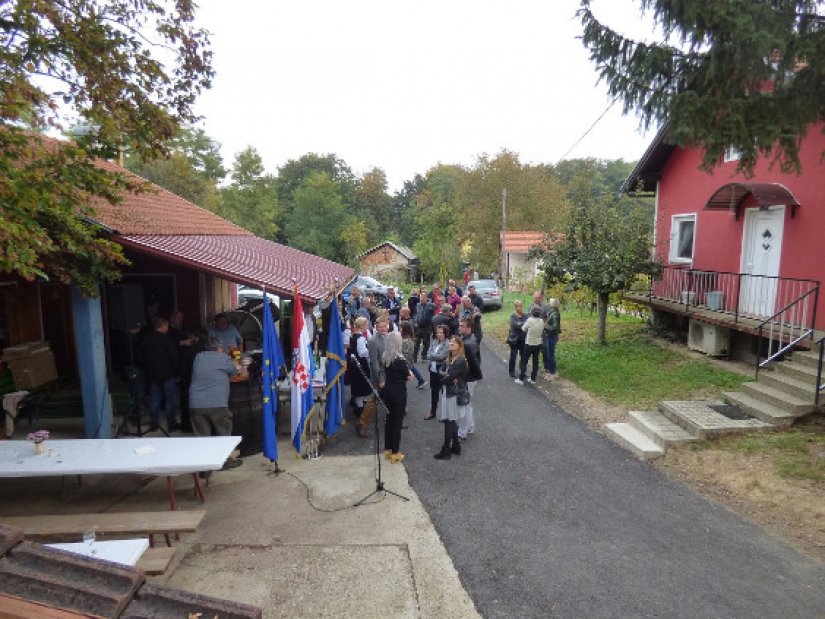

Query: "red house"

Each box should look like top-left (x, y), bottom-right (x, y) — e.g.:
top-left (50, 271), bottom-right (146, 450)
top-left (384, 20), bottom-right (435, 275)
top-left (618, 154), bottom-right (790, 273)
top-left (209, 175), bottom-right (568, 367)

top-left (624, 126), bottom-right (823, 369)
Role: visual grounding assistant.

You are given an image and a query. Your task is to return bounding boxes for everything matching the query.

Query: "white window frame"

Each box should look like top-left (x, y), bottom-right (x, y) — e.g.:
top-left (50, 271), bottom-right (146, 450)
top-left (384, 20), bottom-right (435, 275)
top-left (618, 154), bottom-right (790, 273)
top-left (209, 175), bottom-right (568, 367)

top-left (669, 213), bottom-right (696, 264)
top-left (723, 146), bottom-right (741, 162)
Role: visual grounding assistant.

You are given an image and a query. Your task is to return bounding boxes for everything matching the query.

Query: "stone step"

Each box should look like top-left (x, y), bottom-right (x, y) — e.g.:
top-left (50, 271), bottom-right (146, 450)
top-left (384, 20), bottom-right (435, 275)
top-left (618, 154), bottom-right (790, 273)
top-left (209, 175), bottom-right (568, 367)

top-left (627, 410), bottom-right (698, 449)
top-left (604, 423), bottom-right (664, 460)
top-left (772, 360), bottom-right (821, 385)
top-left (740, 382), bottom-right (814, 415)
top-left (758, 371), bottom-right (818, 403)
top-left (790, 349), bottom-right (823, 370)
top-left (659, 400), bottom-right (771, 438)
top-left (722, 391), bottom-right (798, 427)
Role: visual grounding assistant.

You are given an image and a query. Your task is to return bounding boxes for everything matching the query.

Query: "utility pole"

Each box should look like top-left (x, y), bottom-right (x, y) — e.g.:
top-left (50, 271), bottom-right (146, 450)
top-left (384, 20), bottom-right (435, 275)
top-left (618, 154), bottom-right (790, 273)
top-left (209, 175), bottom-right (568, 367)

top-left (500, 188), bottom-right (507, 289)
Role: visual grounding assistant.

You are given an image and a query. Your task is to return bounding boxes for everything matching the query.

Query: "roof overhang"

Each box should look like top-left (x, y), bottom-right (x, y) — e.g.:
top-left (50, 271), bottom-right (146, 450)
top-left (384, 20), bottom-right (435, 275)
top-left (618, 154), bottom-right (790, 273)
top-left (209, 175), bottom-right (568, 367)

top-left (115, 234), bottom-right (356, 304)
top-left (704, 183), bottom-right (800, 220)
top-left (621, 124), bottom-right (674, 194)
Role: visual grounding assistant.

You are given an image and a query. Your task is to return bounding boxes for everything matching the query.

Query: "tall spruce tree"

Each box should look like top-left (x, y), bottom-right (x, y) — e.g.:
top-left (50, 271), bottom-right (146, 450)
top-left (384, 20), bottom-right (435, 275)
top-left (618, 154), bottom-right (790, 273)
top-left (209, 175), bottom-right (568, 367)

top-left (578, 0), bottom-right (825, 175)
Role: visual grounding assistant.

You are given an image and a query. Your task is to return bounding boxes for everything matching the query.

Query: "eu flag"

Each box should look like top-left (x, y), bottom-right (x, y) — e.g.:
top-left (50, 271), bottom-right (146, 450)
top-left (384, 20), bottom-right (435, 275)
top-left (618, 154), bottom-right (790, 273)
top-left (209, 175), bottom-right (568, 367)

top-left (324, 297), bottom-right (346, 436)
top-left (262, 291), bottom-right (284, 462)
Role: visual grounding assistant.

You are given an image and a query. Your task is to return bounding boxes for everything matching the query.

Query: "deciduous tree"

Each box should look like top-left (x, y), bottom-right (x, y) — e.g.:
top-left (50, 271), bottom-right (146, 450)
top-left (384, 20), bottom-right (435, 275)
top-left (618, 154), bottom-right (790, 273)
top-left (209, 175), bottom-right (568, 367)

top-left (219, 147), bottom-right (278, 239)
top-left (1, 0), bottom-right (213, 294)
top-left (284, 172), bottom-right (354, 264)
top-left (537, 174), bottom-right (657, 343)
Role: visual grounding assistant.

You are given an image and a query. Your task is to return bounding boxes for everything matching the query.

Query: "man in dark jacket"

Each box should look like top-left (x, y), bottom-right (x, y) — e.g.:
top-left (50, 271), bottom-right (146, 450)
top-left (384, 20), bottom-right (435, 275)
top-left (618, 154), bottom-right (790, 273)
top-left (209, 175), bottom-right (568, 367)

top-left (138, 316), bottom-right (180, 432)
top-left (413, 292), bottom-right (435, 362)
top-left (432, 303), bottom-right (458, 339)
top-left (458, 318), bottom-right (483, 439)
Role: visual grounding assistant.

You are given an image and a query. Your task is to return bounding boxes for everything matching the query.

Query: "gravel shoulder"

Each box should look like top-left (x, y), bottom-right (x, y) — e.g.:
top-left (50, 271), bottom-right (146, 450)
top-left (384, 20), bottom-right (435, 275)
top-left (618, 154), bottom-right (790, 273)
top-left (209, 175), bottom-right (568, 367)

top-left (485, 335), bottom-right (825, 564)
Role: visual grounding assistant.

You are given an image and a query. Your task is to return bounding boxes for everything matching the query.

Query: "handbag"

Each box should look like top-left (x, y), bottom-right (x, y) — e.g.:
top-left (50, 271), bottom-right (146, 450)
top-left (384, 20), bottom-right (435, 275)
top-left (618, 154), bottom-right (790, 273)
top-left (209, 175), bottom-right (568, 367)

top-left (456, 382), bottom-right (470, 406)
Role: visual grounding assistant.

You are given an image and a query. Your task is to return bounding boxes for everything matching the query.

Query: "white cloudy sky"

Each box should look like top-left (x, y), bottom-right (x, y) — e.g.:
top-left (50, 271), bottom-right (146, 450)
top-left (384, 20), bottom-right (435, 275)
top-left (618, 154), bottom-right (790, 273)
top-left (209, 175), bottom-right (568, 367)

top-left (193, 0), bottom-right (659, 190)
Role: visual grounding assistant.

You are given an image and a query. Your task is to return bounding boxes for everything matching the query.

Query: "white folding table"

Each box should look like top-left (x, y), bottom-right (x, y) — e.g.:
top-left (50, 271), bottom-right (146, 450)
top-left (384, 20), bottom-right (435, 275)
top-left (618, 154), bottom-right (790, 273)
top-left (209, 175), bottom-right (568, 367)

top-left (46, 538), bottom-right (150, 567)
top-left (0, 436), bottom-right (241, 510)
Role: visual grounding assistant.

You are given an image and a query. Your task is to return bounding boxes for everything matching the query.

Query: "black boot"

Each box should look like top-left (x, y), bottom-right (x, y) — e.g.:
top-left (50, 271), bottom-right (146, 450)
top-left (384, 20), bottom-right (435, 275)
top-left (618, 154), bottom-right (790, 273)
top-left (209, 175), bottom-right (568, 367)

top-left (451, 440), bottom-right (461, 455)
top-left (434, 422), bottom-right (452, 459)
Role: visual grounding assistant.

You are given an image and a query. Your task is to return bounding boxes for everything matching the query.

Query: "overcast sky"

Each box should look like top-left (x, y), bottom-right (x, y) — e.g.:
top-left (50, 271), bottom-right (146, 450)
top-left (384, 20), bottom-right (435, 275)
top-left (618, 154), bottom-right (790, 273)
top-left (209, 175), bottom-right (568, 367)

top-left (193, 0), bottom-right (658, 191)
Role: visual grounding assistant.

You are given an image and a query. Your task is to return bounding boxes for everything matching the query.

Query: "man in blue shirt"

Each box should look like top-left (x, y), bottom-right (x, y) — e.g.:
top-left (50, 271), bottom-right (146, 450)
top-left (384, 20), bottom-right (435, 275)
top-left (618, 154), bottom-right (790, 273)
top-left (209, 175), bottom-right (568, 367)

top-left (189, 338), bottom-right (242, 473)
top-left (208, 313), bottom-right (243, 353)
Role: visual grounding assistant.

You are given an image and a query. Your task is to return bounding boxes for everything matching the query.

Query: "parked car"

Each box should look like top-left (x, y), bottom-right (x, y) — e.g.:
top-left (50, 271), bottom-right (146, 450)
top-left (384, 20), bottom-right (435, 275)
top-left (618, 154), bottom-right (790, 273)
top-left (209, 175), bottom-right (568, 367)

top-left (236, 286), bottom-right (281, 310)
top-left (468, 279), bottom-right (503, 310)
top-left (341, 275), bottom-right (402, 305)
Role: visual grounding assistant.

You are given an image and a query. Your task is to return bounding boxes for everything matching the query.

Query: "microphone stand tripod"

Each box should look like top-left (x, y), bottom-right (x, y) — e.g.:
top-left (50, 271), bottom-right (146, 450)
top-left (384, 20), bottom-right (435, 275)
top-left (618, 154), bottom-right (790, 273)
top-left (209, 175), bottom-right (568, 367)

top-left (350, 354), bottom-right (409, 505)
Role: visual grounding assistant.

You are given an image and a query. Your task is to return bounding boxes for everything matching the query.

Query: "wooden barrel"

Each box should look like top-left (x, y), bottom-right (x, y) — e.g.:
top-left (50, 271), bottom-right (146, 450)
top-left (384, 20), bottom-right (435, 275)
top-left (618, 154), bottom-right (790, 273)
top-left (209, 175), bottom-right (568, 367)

top-left (229, 380), bottom-right (263, 456)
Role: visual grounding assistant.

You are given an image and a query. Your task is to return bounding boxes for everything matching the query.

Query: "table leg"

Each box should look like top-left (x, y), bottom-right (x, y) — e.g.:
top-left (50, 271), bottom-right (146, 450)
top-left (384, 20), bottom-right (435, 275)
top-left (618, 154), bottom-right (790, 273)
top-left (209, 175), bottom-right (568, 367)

top-left (166, 476), bottom-right (177, 511)
top-left (192, 473), bottom-right (205, 503)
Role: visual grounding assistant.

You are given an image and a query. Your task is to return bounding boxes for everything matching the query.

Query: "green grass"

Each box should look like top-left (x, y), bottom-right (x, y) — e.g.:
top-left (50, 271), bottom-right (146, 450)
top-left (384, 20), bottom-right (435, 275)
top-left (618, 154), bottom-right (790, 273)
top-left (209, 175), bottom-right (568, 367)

top-left (704, 424), bottom-right (825, 482)
top-left (486, 291), bottom-right (749, 410)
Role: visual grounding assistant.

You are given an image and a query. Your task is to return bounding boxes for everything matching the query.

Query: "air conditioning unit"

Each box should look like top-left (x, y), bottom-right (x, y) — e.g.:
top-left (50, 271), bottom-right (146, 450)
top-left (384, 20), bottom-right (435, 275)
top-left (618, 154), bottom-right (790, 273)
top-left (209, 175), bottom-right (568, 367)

top-left (688, 320), bottom-right (731, 356)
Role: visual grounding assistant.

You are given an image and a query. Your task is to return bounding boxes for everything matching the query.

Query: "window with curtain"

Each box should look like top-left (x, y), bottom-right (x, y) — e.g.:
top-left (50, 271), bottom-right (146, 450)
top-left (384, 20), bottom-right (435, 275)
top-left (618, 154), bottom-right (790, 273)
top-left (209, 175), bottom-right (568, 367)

top-left (670, 215), bottom-right (696, 263)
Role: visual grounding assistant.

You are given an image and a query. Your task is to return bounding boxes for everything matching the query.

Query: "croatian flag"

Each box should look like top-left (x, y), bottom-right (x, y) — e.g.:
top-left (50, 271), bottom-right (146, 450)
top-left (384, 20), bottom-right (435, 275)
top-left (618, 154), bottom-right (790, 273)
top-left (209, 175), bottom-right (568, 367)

top-left (261, 290), bottom-right (284, 463)
top-left (291, 284), bottom-right (315, 454)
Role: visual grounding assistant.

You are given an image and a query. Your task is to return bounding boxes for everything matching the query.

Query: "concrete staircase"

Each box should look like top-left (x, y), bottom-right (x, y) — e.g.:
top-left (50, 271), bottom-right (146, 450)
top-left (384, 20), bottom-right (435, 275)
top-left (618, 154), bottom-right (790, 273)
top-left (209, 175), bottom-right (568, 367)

top-left (605, 350), bottom-right (821, 460)
top-left (723, 349), bottom-right (821, 427)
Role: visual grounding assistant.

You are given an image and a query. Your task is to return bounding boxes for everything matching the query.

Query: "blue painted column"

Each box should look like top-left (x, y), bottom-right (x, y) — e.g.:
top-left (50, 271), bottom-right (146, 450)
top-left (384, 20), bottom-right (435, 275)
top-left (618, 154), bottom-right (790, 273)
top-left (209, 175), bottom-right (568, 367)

top-left (71, 284), bottom-right (112, 438)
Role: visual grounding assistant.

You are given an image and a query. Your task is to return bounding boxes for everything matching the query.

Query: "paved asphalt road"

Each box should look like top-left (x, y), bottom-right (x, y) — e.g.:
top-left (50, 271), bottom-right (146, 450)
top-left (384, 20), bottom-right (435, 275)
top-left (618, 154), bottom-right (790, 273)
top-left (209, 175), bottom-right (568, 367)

top-left (327, 341), bottom-right (825, 617)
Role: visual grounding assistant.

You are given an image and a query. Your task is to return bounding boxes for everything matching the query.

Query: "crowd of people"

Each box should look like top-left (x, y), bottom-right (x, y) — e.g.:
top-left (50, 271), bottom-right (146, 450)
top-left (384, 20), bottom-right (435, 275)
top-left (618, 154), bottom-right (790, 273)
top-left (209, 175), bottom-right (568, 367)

top-left (344, 279), bottom-right (486, 462)
top-left (506, 291), bottom-right (561, 384)
top-left (126, 280), bottom-right (562, 471)
top-left (124, 302), bottom-right (246, 473)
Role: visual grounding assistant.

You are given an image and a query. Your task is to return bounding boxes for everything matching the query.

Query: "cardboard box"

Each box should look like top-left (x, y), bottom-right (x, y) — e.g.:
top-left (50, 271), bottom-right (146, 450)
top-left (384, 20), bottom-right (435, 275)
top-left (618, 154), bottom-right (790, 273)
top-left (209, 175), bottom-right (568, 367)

top-left (2, 342), bottom-right (58, 389)
top-left (2, 341), bottom-right (49, 361)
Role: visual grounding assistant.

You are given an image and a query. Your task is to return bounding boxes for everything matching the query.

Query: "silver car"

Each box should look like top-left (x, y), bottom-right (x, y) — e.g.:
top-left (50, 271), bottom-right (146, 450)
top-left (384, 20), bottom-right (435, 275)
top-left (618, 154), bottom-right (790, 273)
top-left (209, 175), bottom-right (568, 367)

top-left (468, 279), bottom-right (503, 310)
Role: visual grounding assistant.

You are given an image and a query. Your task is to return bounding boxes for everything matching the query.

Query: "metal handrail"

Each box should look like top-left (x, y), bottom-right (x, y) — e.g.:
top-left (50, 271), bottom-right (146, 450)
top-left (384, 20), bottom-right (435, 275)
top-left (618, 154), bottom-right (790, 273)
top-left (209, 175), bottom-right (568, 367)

top-left (643, 267), bottom-right (819, 324)
top-left (816, 336), bottom-right (825, 408)
top-left (755, 286), bottom-right (818, 376)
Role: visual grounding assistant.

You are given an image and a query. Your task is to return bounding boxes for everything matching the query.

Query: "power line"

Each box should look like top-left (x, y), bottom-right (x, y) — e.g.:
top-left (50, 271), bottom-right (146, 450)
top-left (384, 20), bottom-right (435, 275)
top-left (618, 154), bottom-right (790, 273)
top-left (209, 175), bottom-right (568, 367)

top-left (558, 95), bottom-right (621, 162)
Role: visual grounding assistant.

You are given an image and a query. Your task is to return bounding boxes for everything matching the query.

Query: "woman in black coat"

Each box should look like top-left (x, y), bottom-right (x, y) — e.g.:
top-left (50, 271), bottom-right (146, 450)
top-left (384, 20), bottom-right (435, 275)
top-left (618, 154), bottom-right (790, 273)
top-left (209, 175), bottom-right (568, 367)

top-left (380, 331), bottom-right (411, 463)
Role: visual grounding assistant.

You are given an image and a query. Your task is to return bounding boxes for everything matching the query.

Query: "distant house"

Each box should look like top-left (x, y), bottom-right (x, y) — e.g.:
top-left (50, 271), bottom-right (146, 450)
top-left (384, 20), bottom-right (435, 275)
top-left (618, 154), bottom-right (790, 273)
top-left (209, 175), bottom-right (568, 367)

top-left (499, 231), bottom-right (555, 286)
top-left (358, 241), bottom-right (418, 282)
top-left (623, 124), bottom-right (823, 364)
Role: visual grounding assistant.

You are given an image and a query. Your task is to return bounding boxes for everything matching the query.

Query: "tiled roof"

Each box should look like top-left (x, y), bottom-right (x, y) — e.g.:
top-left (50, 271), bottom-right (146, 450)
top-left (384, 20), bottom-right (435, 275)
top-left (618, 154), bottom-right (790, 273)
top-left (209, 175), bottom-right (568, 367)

top-left (90, 160), bottom-right (249, 236)
top-left (12, 131), bottom-right (354, 302)
top-left (500, 231), bottom-right (557, 253)
top-left (117, 234), bottom-right (355, 303)
top-left (358, 241), bottom-right (417, 261)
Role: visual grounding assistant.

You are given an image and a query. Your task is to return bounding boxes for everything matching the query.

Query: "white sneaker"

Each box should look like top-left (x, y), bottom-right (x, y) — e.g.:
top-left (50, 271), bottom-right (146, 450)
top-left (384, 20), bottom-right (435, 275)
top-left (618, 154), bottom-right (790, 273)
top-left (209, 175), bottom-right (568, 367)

top-left (514, 378), bottom-right (524, 385)
top-left (417, 381), bottom-right (428, 389)
top-left (527, 378), bottom-right (535, 384)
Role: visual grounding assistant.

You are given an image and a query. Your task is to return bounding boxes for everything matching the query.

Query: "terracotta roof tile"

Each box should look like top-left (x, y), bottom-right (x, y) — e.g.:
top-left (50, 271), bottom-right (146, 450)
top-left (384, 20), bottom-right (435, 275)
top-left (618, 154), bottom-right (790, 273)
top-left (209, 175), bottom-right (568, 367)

top-left (500, 231), bottom-right (559, 253)
top-left (90, 160), bottom-right (249, 236)
top-left (117, 235), bottom-right (355, 303)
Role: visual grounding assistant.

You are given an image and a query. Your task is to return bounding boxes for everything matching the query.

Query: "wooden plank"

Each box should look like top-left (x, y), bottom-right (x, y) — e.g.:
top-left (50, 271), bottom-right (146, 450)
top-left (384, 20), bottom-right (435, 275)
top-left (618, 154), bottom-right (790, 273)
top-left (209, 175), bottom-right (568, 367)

top-left (135, 546), bottom-right (176, 575)
top-left (0, 593), bottom-right (90, 619)
top-left (0, 510), bottom-right (205, 540)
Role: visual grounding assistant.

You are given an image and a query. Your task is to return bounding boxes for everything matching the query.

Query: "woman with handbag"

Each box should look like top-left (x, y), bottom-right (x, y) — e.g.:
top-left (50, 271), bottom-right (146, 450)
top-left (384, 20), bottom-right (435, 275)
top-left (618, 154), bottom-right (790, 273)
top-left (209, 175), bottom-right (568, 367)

top-left (424, 325), bottom-right (450, 420)
top-left (507, 300), bottom-right (527, 378)
top-left (434, 335), bottom-right (469, 460)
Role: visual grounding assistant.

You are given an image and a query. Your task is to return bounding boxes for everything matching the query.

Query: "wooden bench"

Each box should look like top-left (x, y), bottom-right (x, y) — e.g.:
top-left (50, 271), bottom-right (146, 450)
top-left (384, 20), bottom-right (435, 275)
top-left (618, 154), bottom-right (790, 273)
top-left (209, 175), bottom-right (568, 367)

top-left (136, 546), bottom-right (177, 575)
top-left (0, 510), bottom-right (206, 543)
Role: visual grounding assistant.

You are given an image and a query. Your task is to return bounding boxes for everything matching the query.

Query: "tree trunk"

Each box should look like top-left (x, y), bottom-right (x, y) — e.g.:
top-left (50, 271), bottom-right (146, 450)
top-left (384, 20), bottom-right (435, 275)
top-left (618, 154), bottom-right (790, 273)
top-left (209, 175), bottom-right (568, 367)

top-left (597, 292), bottom-right (609, 344)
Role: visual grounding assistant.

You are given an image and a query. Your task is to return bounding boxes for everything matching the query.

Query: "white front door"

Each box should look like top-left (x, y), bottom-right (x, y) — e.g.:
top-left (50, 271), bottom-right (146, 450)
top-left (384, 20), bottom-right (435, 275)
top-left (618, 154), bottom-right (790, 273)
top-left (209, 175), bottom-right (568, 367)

top-left (739, 205), bottom-right (785, 317)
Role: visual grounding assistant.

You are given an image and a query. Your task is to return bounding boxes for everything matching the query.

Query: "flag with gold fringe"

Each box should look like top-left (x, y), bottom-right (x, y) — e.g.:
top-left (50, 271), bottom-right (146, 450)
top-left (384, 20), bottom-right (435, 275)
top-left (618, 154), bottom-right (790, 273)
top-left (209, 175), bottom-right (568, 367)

top-left (262, 290), bottom-right (284, 462)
